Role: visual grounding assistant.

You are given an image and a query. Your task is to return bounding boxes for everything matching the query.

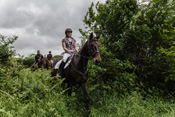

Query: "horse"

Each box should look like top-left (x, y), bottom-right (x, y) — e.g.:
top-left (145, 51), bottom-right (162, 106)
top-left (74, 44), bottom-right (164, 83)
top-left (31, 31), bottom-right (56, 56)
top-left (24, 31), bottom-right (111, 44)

top-left (51, 32), bottom-right (101, 115)
top-left (33, 58), bottom-right (52, 71)
top-left (48, 60), bottom-right (53, 67)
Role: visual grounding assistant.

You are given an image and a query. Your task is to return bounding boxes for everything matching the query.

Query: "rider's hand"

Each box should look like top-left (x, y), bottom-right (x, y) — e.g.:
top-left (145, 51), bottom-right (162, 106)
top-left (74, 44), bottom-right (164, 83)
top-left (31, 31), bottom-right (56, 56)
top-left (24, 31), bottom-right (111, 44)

top-left (69, 50), bottom-right (75, 53)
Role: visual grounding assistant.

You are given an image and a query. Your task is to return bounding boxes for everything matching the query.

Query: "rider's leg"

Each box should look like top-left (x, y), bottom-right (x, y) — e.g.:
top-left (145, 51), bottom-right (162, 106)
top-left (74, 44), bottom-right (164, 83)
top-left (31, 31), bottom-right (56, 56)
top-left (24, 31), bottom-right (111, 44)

top-left (57, 53), bottom-right (71, 77)
top-left (50, 60), bottom-right (53, 66)
top-left (32, 62), bottom-right (36, 68)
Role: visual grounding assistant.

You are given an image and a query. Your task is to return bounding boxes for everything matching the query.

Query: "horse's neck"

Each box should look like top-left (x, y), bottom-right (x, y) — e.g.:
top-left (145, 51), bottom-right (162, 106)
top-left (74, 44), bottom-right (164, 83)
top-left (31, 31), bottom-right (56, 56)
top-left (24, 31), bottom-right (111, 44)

top-left (75, 42), bottom-right (89, 71)
top-left (38, 61), bottom-right (42, 66)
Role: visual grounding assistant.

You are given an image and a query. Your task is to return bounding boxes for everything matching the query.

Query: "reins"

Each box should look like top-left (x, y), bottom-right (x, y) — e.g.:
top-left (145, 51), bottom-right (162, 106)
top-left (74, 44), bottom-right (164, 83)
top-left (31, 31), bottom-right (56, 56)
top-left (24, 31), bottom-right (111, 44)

top-left (74, 53), bottom-right (91, 59)
top-left (71, 62), bottom-right (88, 81)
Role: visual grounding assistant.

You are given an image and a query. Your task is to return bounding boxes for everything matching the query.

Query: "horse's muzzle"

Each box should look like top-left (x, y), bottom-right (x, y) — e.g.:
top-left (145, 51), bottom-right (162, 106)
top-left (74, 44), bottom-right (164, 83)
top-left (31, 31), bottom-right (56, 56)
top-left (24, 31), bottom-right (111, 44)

top-left (93, 53), bottom-right (101, 65)
top-left (94, 59), bottom-right (101, 65)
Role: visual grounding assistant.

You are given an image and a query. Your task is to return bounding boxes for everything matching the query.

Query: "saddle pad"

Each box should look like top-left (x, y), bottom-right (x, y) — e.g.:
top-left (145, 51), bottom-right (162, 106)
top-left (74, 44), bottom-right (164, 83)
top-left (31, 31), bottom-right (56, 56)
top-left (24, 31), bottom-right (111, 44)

top-left (64, 56), bottom-right (72, 69)
top-left (54, 56), bottom-right (72, 69)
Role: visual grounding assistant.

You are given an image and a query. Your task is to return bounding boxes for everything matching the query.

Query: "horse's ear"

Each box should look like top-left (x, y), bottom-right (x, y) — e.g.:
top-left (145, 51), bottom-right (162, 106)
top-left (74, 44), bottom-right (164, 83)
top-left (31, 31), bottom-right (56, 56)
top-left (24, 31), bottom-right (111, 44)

top-left (89, 32), bottom-right (93, 40)
top-left (96, 35), bottom-right (101, 40)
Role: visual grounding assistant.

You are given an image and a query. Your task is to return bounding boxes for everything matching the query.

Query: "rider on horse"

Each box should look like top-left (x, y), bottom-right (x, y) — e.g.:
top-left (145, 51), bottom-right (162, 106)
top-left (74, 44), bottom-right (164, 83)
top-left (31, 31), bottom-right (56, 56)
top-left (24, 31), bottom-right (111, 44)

top-left (47, 51), bottom-right (53, 65)
top-left (56, 28), bottom-right (78, 77)
top-left (33, 50), bottom-right (43, 68)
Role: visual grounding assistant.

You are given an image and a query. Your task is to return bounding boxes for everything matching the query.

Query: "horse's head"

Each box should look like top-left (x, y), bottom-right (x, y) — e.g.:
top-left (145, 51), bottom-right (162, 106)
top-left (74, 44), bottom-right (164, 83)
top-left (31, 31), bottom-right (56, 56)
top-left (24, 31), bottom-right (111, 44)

top-left (88, 32), bottom-right (101, 65)
top-left (38, 58), bottom-right (44, 68)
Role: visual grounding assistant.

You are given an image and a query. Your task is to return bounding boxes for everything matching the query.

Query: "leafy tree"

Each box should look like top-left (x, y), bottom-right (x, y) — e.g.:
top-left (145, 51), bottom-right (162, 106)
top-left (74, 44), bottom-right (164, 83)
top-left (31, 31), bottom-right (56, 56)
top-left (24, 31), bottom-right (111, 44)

top-left (82, 0), bottom-right (175, 95)
top-left (0, 35), bottom-right (18, 64)
top-left (0, 35), bottom-right (24, 78)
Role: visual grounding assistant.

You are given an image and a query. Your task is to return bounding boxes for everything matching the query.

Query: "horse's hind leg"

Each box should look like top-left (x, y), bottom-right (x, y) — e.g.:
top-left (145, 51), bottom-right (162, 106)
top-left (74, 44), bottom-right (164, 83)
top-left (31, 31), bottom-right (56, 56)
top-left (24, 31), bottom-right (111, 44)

top-left (81, 82), bottom-right (91, 115)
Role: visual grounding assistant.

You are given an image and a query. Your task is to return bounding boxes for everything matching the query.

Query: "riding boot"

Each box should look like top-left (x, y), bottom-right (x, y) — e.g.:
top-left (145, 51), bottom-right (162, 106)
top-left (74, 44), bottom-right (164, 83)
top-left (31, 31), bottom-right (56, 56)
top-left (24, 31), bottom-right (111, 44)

top-left (57, 61), bottom-right (66, 77)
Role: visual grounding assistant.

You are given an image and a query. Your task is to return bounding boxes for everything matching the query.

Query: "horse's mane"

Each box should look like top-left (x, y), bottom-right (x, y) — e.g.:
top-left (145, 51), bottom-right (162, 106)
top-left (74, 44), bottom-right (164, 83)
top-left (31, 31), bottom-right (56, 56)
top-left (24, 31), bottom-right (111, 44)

top-left (78, 41), bottom-right (88, 55)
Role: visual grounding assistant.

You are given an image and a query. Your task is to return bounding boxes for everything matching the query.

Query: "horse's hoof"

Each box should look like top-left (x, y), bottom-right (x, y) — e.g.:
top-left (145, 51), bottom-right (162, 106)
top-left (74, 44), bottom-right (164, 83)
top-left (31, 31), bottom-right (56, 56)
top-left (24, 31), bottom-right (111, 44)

top-left (86, 109), bottom-right (90, 117)
top-left (88, 110), bottom-right (90, 115)
top-left (87, 107), bottom-right (91, 115)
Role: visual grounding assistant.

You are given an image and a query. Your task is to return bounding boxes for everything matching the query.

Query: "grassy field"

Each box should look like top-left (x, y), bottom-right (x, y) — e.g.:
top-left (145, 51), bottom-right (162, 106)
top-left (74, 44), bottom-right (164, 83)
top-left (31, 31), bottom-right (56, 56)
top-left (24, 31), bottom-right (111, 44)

top-left (0, 68), bottom-right (175, 117)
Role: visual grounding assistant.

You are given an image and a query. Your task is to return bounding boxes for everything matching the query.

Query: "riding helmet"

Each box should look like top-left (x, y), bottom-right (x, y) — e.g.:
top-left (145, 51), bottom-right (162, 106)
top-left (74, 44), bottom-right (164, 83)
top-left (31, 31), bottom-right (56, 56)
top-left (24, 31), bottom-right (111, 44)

top-left (65, 28), bottom-right (72, 34)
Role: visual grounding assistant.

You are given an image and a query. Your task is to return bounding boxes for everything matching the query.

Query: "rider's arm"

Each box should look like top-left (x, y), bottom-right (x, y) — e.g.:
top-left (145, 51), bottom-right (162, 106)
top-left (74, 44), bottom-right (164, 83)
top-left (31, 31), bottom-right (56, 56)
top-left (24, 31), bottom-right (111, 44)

top-left (35, 55), bottom-right (39, 63)
top-left (62, 42), bottom-right (74, 53)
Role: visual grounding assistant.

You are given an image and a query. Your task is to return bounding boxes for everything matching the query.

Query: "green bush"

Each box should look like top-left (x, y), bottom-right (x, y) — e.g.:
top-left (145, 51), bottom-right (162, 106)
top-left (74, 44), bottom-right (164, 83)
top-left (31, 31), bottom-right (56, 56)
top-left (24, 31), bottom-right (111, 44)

top-left (1, 68), bottom-right (175, 116)
top-left (82, 0), bottom-right (175, 95)
top-left (87, 40), bottom-right (136, 95)
top-left (0, 68), bottom-right (69, 116)
top-left (22, 57), bottom-right (35, 68)
top-left (0, 35), bottom-right (17, 64)
top-left (1, 0), bottom-right (175, 116)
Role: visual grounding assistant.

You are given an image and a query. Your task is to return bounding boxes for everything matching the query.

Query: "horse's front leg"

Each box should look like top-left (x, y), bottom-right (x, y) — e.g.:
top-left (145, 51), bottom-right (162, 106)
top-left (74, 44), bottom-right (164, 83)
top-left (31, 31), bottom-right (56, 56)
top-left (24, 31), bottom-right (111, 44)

top-left (67, 84), bottom-right (72, 96)
top-left (81, 82), bottom-right (91, 115)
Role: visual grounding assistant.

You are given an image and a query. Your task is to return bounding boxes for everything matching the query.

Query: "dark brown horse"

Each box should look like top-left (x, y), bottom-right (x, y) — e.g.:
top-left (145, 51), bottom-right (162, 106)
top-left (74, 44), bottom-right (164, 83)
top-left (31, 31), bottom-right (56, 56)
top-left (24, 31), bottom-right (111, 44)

top-left (52, 33), bottom-right (101, 114)
top-left (33, 58), bottom-right (52, 71)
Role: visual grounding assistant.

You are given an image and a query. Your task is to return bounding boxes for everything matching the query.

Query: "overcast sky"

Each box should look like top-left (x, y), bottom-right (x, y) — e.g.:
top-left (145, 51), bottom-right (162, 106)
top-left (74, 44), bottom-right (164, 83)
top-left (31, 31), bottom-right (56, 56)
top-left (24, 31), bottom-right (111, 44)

top-left (0, 0), bottom-right (106, 57)
top-left (0, 0), bottom-right (149, 57)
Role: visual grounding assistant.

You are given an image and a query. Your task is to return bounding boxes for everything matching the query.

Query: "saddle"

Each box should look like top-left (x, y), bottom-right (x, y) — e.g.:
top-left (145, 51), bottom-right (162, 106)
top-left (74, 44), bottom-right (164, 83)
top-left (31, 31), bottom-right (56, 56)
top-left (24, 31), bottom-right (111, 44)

top-left (54, 55), bottom-right (73, 69)
top-left (64, 55), bottom-right (73, 69)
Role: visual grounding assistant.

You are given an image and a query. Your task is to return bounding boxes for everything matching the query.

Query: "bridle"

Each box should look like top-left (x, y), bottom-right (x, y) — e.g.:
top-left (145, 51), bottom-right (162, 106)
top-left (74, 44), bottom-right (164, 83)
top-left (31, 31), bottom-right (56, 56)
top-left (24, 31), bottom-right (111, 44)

top-left (76, 39), bottom-right (100, 59)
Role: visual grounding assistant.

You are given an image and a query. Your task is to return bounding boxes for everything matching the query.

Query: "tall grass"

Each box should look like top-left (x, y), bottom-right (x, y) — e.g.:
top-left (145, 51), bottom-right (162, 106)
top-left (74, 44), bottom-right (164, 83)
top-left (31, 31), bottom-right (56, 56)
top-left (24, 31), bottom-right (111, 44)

top-left (89, 91), bottom-right (175, 117)
top-left (0, 68), bottom-right (175, 117)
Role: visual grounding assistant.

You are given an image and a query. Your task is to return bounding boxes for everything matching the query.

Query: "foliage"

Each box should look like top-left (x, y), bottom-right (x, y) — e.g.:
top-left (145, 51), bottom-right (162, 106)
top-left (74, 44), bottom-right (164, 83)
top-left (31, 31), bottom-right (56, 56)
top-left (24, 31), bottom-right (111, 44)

top-left (0, 68), bottom-right (68, 116)
top-left (0, 35), bottom-right (18, 64)
top-left (22, 56), bottom-right (35, 68)
top-left (82, 0), bottom-right (175, 95)
top-left (1, 68), bottom-right (175, 116)
top-left (87, 37), bottom-right (136, 95)
top-left (81, 0), bottom-right (140, 95)
top-left (157, 44), bottom-right (175, 95)
top-left (0, 34), bottom-right (22, 80)
top-left (53, 55), bottom-right (63, 61)
top-left (89, 91), bottom-right (175, 117)
top-left (1, 0), bottom-right (175, 116)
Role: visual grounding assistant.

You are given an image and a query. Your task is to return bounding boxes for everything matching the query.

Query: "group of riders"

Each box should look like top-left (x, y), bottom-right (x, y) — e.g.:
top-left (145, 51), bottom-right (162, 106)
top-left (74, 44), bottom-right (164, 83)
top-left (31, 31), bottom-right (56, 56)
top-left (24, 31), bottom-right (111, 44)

top-left (33, 50), bottom-right (52, 67)
top-left (32, 28), bottom-right (78, 77)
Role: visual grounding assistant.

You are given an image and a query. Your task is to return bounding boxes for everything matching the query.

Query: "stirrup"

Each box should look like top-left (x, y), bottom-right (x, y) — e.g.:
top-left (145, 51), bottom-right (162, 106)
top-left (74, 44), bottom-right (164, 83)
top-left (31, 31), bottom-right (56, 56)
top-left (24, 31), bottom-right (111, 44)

top-left (56, 69), bottom-right (62, 78)
top-left (56, 73), bottom-right (62, 78)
